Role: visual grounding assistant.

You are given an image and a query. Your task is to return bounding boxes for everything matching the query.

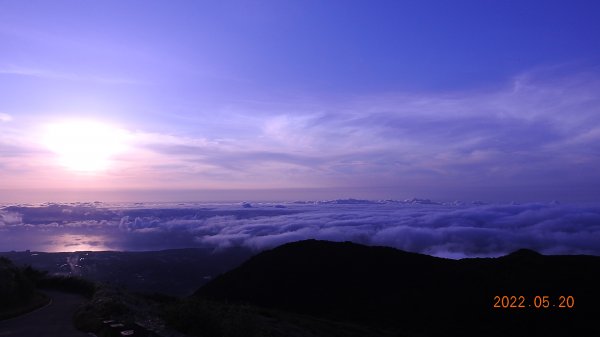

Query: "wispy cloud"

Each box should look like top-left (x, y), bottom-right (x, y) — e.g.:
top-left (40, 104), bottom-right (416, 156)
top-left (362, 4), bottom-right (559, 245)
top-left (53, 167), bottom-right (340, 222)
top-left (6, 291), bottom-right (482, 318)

top-left (1, 65), bottom-right (599, 198)
top-left (0, 65), bottom-right (145, 85)
top-left (120, 67), bottom-right (600, 195)
top-left (0, 113), bottom-right (11, 122)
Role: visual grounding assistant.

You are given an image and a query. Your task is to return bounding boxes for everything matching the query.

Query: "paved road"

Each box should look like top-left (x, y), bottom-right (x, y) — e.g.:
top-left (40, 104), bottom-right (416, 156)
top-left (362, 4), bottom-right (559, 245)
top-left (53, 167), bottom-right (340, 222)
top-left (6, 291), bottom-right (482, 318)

top-left (0, 291), bottom-right (89, 337)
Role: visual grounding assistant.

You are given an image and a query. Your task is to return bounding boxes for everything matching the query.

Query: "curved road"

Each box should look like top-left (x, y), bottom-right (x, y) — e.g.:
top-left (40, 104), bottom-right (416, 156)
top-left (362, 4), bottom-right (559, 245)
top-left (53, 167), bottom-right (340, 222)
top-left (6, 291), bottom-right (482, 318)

top-left (0, 291), bottom-right (89, 337)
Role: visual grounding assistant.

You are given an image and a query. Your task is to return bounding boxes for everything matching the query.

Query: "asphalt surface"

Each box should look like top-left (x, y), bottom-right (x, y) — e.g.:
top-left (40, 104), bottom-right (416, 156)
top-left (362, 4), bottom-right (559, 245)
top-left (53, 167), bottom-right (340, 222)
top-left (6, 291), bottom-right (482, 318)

top-left (0, 291), bottom-right (89, 337)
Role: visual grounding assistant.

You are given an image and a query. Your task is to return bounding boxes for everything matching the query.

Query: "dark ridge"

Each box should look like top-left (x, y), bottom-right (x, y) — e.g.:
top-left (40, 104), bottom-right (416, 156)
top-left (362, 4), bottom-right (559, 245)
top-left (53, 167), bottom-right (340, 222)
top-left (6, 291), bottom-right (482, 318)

top-left (196, 239), bottom-right (600, 337)
top-left (504, 248), bottom-right (543, 258)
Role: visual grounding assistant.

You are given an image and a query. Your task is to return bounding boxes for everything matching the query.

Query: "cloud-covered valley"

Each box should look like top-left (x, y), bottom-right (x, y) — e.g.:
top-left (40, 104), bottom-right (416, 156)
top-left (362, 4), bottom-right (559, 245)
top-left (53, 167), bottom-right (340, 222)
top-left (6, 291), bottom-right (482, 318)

top-left (1, 200), bottom-right (599, 258)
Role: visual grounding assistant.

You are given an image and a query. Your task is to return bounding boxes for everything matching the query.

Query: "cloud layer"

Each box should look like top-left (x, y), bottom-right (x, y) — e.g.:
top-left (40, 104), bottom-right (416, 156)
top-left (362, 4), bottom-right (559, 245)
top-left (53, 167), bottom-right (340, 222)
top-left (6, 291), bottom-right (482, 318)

top-left (1, 201), bottom-right (599, 258)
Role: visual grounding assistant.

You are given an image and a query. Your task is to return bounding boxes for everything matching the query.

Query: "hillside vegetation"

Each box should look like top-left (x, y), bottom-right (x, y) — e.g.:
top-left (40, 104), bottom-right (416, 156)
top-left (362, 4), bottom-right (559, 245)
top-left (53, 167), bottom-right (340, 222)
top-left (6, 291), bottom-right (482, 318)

top-left (195, 240), bottom-right (600, 337)
top-left (0, 257), bottom-right (48, 320)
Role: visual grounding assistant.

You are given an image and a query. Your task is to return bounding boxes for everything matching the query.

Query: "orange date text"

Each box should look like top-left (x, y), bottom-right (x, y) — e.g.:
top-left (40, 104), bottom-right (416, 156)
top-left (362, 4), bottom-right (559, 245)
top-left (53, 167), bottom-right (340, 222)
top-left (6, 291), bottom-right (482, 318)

top-left (493, 295), bottom-right (575, 309)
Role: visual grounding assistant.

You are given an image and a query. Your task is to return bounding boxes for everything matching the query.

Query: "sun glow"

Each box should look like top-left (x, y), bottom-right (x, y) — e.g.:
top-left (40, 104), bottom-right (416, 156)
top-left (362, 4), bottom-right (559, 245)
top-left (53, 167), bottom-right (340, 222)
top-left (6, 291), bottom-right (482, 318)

top-left (43, 120), bottom-right (128, 172)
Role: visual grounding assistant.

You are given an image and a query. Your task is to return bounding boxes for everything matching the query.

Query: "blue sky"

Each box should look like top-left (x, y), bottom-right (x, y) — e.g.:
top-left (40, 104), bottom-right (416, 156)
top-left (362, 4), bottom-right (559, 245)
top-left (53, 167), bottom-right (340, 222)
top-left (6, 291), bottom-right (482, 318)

top-left (1, 0), bottom-right (600, 202)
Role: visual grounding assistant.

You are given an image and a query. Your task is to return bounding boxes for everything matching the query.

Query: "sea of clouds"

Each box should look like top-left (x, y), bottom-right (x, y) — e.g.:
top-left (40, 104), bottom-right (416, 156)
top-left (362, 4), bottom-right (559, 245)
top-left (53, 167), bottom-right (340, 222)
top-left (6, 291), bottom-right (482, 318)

top-left (1, 200), bottom-right (599, 258)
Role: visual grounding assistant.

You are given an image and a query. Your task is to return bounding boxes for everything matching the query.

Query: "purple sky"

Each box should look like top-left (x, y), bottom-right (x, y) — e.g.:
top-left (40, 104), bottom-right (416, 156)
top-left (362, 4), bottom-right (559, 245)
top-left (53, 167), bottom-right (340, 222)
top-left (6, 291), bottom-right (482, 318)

top-left (1, 1), bottom-right (600, 202)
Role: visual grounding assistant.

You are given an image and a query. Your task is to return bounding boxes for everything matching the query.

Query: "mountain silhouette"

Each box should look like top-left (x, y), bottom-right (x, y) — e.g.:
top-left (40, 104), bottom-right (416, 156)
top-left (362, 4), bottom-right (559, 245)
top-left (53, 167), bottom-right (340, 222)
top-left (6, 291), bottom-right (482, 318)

top-left (195, 240), bottom-right (600, 337)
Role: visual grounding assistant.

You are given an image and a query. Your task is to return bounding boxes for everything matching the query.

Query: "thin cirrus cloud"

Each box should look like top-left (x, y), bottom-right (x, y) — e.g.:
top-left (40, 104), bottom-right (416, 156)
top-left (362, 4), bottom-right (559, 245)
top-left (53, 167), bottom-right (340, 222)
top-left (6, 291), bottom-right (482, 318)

top-left (1, 201), bottom-right (599, 258)
top-left (0, 65), bottom-right (145, 85)
top-left (0, 66), bottom-right (599, 200)
top-left (123, 67), bottom-right (600, 198)
top-left (0, 113), bottom-right (12, 122)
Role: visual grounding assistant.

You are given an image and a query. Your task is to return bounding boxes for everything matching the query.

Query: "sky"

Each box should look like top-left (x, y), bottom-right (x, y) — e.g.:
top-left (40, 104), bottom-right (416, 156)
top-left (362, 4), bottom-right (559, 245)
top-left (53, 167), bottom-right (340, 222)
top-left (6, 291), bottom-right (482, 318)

top-left (1, 0), bottom-right (600, 203)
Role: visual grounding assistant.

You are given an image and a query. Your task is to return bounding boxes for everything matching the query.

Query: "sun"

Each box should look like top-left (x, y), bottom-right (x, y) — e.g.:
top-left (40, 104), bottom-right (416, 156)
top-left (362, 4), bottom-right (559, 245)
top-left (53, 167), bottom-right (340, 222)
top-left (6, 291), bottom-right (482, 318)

top-left (43, 120), bottom-right (128, 172)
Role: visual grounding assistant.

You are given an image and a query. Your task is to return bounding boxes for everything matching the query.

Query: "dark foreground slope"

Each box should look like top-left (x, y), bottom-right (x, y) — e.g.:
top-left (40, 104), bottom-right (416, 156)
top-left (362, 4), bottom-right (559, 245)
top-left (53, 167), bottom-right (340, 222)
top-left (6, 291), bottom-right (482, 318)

top-left (195, 240), bottom-right (600, 337)
top-left (0, 257), bottom-right (49, 320)
top-left (0, 291), bottom-right (88, 337)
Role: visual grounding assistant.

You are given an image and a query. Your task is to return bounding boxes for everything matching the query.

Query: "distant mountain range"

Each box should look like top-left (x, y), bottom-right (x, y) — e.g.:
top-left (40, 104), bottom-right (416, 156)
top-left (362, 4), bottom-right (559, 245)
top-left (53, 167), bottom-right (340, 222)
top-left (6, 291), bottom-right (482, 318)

top-left (195, 240), bottom-right (600, 337)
